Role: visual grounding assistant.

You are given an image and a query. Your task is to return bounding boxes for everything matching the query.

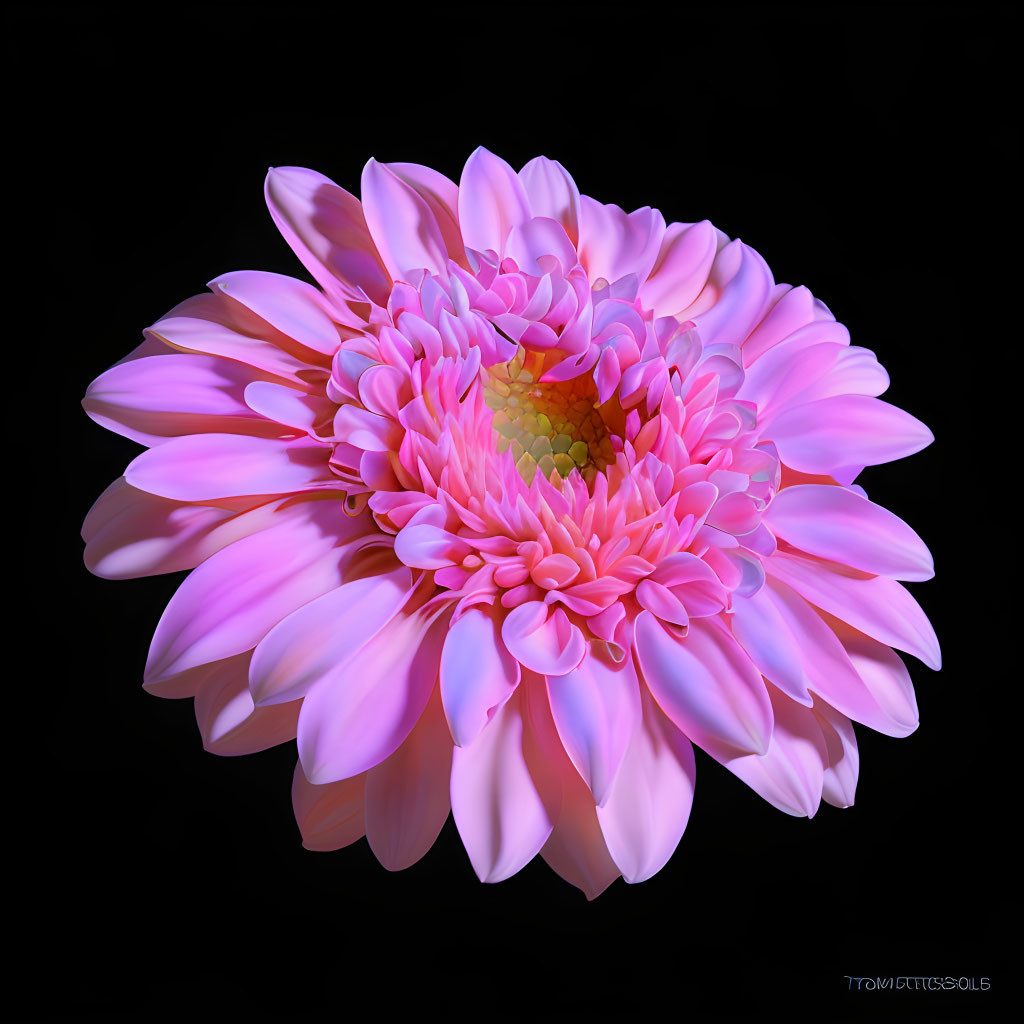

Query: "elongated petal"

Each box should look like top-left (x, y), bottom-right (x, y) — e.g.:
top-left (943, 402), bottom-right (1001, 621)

top-left (83, 480), bottom-right (279, 580)
top-left (814, 701), bottom-right (859, 808)
top-left (210, 270), bottom-right (342, 356)
top-left (144, 498), bottom-right (369, 683)
top-left (291, 762), bottom-right (366, 852)
top-left (716, 684), bottom-right (828, 817)
top-left (545, 644), bottom-right (641, 806)
top-left (577, 197), bottom-right (665, 284)
top-left (767, 551), bottom-right (940, 670)
top-left (767, 484), bottom-right (933, 581)
top-left (440, 605), bottom-right (520, 747)
top-left (596, 689), bottom-right (696, 883)
top-left (729, 587), bottom-right (813, 706)
top-left (641, 220), bottom-right (718, 317)
top-left (361, 158), bottom-right (451, 280)
top-left (297, 603), bottom-right (450, 784)
top-left (249, 566), bottom-right (413, 706)
top-left (769, 395), bottom-right (934, 474)
top-left (518, 156), bottom-right (582, 245)
top-left (450, 686), bottom-right (555, 883)
top-left (83, 354), bottom-right (278, 446)
top-left (458, 146), bottom-right (531, 256)
top-left (125, 434), bottom-right (337, 501)
top-left (635, 612), bottom-right (773, 756)
top-left (365, 685), bottom-right (452, 871)
top-left (193, 652), bottom-right (300, 756)
top-left (265, 166), bottom-right (390, 305)
top-left (761, 577), bottom-right (920, 736)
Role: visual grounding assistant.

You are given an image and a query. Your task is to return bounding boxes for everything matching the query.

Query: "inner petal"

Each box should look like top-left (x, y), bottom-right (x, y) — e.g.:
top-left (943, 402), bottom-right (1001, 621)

top-left (484, 347), bottom-right (623, 485)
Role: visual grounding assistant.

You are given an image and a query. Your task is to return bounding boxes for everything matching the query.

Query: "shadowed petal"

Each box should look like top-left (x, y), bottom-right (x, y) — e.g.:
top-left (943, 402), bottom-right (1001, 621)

top-left (365, 685), bottom-right (453, 871)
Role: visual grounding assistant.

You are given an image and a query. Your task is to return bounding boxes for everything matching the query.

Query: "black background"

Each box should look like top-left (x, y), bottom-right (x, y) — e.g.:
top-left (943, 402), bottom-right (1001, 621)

top-left (12, 3), bottom-right (1012, 1020)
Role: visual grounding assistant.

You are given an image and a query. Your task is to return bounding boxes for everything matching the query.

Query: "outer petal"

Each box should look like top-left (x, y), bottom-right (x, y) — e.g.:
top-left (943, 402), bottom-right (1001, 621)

top-left (291, 762), bottom-right (366, 852)
top-left (297, 602), bottom-right (450, 784)
top-left (458, 146), bottom-right (531, 256)
top-left (144, 498), bottom-right (370, 684)
top-left (577, 196), bottom-right (665, 285)
top-left (767, 551), bottom-right (940, 670)
top-left (716, 684), bottom-right (828, 818)
top-left (265, 166), bottom-right (390, 305)
top-left (518, 156), bottom-right (582, 245)
top-left (635, 612), bottom-right (773, 756)
top-left (439, 605), bottom-right (520, 747)
top-left (249, 566), bottom-right (414, 707)
top-left (83, 479), bottom-right (280, 580)
top-left (83, 354), bottom-right (280, 447)
top-left (209, 270), bottom-right (342, 357)
top-left (449, 686), bottom-right (555, 883)
top-left (596, 688), bottom-right (696, 884)
top-left (125, 434), bottom-right (337, 501)
top-left (545, 643), bottom-right (642, 806)
top-left (766, 484), bottom-right (933, 581)
top-left (361, 158), bottom-right (452, 280)
top-left (192, 652), bottom-right (300, 756)
top-left (365, 684), bottom-right (453, 871)
top-left (640, 220), bottom-right (718, 318)
top-left (814, 700), bottom-right (860, 808)
top-left (386, 161), bottom-right (466, 267)
top-left (768, 395), bottom-right (934, 474)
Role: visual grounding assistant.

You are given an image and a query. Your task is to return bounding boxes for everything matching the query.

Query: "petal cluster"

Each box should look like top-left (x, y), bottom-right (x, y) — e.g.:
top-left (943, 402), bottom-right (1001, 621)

top-left (83, 147), bottom-right (938, 897)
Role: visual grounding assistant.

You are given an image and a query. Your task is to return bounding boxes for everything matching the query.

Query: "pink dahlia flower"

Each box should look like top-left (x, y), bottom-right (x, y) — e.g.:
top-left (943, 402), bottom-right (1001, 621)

top-left (82, 147), bottom-right (938, 898)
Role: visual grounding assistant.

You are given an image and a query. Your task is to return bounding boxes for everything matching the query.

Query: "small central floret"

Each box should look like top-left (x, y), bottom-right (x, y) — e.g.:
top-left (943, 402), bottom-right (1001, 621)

top-left (484, 347), bottom-right (617, 484)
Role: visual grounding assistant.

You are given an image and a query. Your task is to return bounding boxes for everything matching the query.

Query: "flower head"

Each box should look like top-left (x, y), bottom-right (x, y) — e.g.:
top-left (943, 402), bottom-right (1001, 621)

top-left (82, 147), bottom-right (938, 897)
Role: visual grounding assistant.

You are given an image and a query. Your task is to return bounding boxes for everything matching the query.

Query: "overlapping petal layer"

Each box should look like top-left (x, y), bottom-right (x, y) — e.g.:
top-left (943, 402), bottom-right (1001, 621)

top-left (83, 147), bottom-right (937, 898)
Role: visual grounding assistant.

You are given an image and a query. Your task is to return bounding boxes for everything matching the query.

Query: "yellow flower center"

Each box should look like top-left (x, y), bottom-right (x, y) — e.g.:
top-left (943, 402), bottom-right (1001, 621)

top-left (484, 347), bottom-right (622, 484)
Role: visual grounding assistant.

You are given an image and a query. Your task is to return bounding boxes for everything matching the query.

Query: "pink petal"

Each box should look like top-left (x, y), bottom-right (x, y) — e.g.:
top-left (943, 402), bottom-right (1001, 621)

top-left (83, 479), bottom-right (283, 581)
top-left (297, 603), bottom-right (450, 784)
top-left (458, 146), bottom-right (531, 256)
top-left (729, 587), bottom-right (813, 706)
top-left (768, 395), bottom-right (934, 474)
top-left (505, 217), bottom-right (578, 275)
top-left (546, 643), bottom-right (642, 807)
top-left (291, 762), bottom-right (366, 852)
top-left (717, 684), bottom-right (828, 818)
top-left (360, 158), bottom-right (452, 280)
top-left (596, 688), bottom-right (696, 883)
top-left (813, 701), bottom-right (859, 808)
top-left (577, 196), bottom-right (665, 285)
top-left (449, 686), bottom-right (555, 883)
top-left (209, 270), bottom-right (342, 356)
top-left (243, 380), bottom-right (335, 434)
top-left (386, 161), bottom-right (466, 268)
top-left (146, 299), bottom-right (326, 386)
top-left (767, 551), bottom-right (940, 670)
top-left (640, 220), bottom-right (718, 317)
top-left (518, 156), bottom-right (582, 245)
top-left (365, 684), bottom-right (453, 871)
top-left (825, 616), bottom-right (920, 737)
top-left (688, 241), bottom-right (774, 349)
top-left (249, 565), bottom-right (414, 706)
top-left (501, 602), bottom-right (586, 677)
top-left (264, 166), bottom-right (390, 306)
top-left (125, 433), bottom-right (337, 501)
top-left (767, 484), bottom-right (934, 581)
top-left (144, 498), bottom-right (370, 684)
top-left (440, 605), bottom-right (520, 747)
top-left (83, 353), bottom-right (278, 447)
top-left (193, 652), bottom-right (300, 756)
top-left (635, 612), bottom-right (773, 757)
